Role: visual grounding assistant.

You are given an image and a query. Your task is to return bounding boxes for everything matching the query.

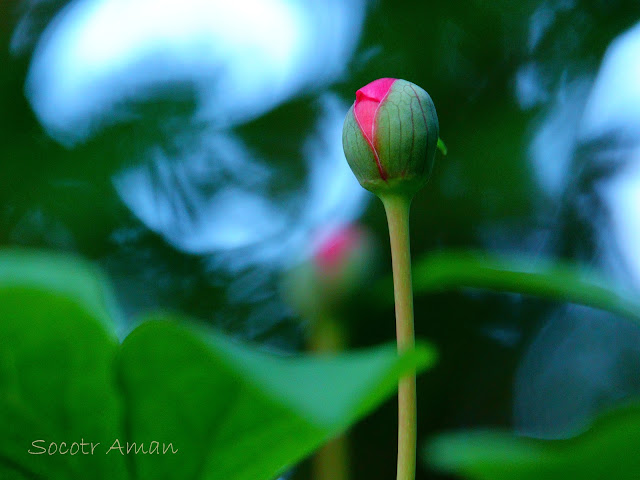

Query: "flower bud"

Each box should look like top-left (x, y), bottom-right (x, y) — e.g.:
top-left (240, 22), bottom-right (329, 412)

top-left (282, 225), bottom-right (376, 316)
top-left (342, 78), bottom-right (440, 198)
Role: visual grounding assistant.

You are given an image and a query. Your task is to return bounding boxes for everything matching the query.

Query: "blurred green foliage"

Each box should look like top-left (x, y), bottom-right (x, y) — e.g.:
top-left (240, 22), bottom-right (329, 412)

top-left (409, 250), bottom-right (640, 324)
top-left (0, 248), bottom-right (435, 479)
top-left (406, 250), bottom-right (640, 479)
top-left (425, 403), bottom-right (640, 479)
top-left (5, 1), bottom-right (640, 479)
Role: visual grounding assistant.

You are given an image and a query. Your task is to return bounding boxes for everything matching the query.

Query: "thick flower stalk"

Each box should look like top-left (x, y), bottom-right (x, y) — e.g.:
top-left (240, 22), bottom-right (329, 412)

top-left (342, 78), bottom-right (441, 480)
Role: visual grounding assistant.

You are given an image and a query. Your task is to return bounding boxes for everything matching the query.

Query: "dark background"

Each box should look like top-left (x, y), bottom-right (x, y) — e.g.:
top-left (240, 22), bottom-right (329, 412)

top-left (3, 1), bottom-right (640, 478)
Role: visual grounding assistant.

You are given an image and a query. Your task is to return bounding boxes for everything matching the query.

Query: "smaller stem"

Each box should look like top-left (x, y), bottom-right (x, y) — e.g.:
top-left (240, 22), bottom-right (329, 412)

top-left (308, 312), bottom-right (347, 353)
top-left (309, 313), bottom-right (350, 480)
top-left (311, 434), bottom-right (350, 480)
top-left (381, 194), bottom-right (416, 480)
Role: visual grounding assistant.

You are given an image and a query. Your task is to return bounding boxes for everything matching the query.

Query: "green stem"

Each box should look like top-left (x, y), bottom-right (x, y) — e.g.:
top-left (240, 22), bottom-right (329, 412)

top-left (381, 194), bottom-right (416, 480)
top-left (309, 312), bottom-right (347, 353)
top-left (309, 312), bottom-right (350, 480)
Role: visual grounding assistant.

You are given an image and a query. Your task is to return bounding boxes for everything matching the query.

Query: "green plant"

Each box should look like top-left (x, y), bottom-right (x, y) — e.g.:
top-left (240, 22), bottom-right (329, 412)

top-left (425, 403), bottom-right (640, 479)
top-left (4, 245), bottom-right (640, 479)
top-left (0, 248), bottom-right (436, 480)
top-left (409, 250), bottom-right (640, 479)
top-left (342, 77), bottom-right (443, 480)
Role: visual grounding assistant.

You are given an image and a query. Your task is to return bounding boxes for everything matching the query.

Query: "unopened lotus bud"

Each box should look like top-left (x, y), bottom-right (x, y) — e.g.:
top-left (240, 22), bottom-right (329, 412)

top-left (342, 78), bottom-right (440, 198)
top-left (282, 225), bottom-right (376, 316)
top-left (313, 226), bottom-right (371, 291)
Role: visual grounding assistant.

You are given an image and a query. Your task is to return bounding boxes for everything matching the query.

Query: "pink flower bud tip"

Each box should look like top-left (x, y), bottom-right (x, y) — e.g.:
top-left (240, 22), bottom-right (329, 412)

top-left (353, 78), bottom-right (397, 181)
top-left (314, 225), bottom-right (364, 275)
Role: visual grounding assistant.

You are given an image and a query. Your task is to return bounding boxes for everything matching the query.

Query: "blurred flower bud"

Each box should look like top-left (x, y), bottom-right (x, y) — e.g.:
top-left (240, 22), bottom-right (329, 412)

top-left (342, 78), bottom-right (440, 198)
top-left (282, 225), bottom-right (376, 318)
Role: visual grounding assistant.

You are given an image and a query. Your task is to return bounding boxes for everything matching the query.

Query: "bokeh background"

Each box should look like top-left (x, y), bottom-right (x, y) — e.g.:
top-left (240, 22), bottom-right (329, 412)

top-left (3, 0), bottom-right (640, 478)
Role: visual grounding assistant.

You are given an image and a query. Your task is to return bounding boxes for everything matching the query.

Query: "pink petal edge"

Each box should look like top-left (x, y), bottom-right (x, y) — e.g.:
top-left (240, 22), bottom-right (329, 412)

top-left (353, 78), bottom-right (397, 180)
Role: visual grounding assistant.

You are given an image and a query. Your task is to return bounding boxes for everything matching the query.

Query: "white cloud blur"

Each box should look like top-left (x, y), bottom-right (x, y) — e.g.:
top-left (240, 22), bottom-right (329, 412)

top-left (25, 0), bottom-right (366, 142)
top-left (23, 0), bottom-right (369, 269)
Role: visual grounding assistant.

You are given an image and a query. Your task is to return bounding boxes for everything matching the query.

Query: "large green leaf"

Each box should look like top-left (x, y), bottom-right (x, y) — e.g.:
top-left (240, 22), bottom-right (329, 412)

top-left (424, 403), bottom-right (640, 479)
top-left (408, 250), bottom-right (640, 323)
top-left (0, 248), bottom-right (437, 480)
top-left (117, 316), bottom-right (435, 480)
top-left (0, 247), bottom-right (122, 328)
top-left (0, 249), bottom-right (126, 480)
